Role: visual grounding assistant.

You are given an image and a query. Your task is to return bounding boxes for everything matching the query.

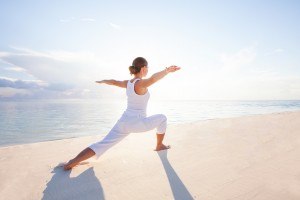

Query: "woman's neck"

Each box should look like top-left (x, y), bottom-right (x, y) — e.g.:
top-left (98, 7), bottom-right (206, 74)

top-left (134, 74), bottom-right (143, 79)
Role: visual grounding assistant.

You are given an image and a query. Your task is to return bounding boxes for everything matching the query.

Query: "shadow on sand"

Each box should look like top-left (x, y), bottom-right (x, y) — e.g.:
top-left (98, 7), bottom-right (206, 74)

top-left (42, 166), bottom-right (105, 200)
top-left (157, 150), bottom-right (194, 200)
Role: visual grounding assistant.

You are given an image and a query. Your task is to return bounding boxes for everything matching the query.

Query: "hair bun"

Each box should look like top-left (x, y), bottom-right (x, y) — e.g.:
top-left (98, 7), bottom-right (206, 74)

top-left (129, 65), bottom-right (137, 75)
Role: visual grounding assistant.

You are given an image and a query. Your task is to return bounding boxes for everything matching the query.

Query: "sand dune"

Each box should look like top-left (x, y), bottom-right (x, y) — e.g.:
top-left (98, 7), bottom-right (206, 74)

top-left (0, 111), bottom-right (300, 200)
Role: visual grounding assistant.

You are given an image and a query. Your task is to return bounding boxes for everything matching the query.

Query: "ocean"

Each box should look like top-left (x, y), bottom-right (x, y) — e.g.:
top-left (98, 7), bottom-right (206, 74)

top-left (0, 99), bottom-right (300, 147)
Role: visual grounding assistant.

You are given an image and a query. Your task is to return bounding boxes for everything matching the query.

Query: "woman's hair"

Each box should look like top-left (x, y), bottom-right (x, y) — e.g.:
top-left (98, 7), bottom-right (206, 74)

top-left (129, 57), bottom-right (148, 75)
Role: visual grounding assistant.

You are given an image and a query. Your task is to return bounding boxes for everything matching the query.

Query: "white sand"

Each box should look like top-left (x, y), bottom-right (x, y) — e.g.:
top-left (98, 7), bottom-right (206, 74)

top-left (0, 111), bottom-right (300, 200)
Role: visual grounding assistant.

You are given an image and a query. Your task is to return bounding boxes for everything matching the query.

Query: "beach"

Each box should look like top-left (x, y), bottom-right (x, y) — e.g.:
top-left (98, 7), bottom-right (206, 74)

top-left (0, 111), bottom-right (300, 200)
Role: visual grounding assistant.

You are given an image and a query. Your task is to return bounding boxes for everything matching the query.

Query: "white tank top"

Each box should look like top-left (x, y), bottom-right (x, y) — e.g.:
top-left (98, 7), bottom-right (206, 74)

top-left (123, 78), bottom-right (150, 117)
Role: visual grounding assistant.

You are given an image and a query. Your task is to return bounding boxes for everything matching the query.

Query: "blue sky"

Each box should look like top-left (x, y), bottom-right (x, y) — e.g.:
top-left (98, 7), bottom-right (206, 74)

top-left (0, 0), bottom-right (299, 100)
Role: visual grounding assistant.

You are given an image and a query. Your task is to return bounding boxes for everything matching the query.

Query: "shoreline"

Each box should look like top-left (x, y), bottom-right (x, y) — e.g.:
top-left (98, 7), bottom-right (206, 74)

top-left (1, 109), bottom-right (300, 149)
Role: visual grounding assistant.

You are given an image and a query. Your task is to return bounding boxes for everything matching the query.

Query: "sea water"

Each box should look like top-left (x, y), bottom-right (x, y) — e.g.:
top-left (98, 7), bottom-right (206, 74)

top-left (0, 99), bottom-right (300, 147)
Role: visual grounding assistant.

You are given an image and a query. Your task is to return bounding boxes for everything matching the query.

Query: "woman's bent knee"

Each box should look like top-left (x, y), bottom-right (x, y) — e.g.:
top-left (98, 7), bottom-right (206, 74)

top-left (158, 114), bottom-right (167, 122)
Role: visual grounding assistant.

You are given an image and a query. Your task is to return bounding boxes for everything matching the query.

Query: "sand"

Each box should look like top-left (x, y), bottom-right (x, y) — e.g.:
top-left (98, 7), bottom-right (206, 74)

top-left (0, 111), bottom-right (300, 200)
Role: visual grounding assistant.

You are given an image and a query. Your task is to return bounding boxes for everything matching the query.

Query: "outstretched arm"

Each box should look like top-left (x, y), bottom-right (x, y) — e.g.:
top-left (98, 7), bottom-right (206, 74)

top-left (137, 65), bottom-right (181, 88)
top-left (95, 79), bottom-right (128, 88)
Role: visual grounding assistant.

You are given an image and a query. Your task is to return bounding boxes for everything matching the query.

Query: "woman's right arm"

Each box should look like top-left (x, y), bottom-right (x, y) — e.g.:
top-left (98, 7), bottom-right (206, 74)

top-left (138, 65), bottom-right (180, 88)
top-left (95, 80), bottom-right (128, 88)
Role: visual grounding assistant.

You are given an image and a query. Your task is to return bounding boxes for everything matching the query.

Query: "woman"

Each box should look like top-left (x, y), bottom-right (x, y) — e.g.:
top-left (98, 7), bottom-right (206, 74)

top-left (64, 57), bottom-right (180, 170)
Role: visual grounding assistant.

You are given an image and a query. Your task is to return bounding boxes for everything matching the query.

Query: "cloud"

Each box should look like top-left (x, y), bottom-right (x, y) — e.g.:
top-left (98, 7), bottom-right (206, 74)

top-left (264, 48), bottom-right (284, 56)
top-left (0, 77), bottom-right (47, 89)
top-left (4, 66), bottom-right (26, 72)
top-left (60, 17), bottom-right (96, 23)
top-left (0, 77), bottom-right (95, 99)
top-left (45, 82), bottom-right (74, 91)
top-left (177, 44), bottom-right (300, 100)
top-left (0, 47), bottom-right (120, 99)
top-left (0, 77), bottom-right (46, 98)
top-left (108, 22), bottom-right (121, 30)
top-left (59, 17), bottom-right (75, 23)
top-left (220, 45), bottom-right (257, 71)
top-left (274, 48), bottom-right (284, 53)
top-left (0, 87), bottom-right (32, 98)
top-left (80, 18), bottom-right (96, 22)
top-left (0, 47), bottom-right (104, 86)
top-left (60, 19), bottom-right (71, 23)
top-left (0, 52), bottom-right (10, 57)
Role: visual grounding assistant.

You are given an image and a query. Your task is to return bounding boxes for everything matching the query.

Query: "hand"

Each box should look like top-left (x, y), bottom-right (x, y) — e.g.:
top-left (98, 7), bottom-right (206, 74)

top-left (95, 80), bottom-right (105, 84)
top-left (166, 65), bottom-right (181, 73)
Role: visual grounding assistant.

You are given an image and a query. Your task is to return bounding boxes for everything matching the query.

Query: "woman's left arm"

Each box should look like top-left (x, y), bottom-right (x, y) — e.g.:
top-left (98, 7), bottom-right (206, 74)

top-left (137, 65), bottom-right (180, 88)
top-left (95, 79), bottom-right (128, 88)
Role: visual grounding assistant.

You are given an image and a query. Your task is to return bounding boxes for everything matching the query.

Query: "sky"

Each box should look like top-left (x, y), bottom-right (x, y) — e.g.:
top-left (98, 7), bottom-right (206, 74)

top-left (0, 0), bottom-right (300, 100)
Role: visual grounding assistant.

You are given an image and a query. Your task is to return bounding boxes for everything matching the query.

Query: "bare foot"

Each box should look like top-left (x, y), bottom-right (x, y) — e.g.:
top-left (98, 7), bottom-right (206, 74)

top-left (61, 160), bottom-right (89, 170)
top-left (63, 159), bottom-right (79, 170)
top-left (154, 144), bottom-right (171, 151)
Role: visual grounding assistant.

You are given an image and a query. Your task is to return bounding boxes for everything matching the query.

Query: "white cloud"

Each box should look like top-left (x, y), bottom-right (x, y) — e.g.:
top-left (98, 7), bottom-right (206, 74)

top-left (173, 44), bottom-right (300, 100)
top-left (59, 17), bottom-right (75, 23)
top-left (0, 87), bottom-right (32, 98)
top-left (0, 47), bottom-right (106, 86)
top-left (60, 19), bottom-right (71, 23)
top-left (108, 22), bottom-right (121, 30)
top-left (0, 77), bottom-right (48, 89)
top-left (0, 47), bottom-right (128, 99)
top-left (220, 45), bottom-right (257, 72)
top-left (80, 18), bottom-right (96, 22)
top-left (264, 48), bottom-right (284, 56)
top-left (0, 52), bottom-right (10, 57)
top-left (4, 66), bottom-right (26, 72)
top-left (6, 46), bottom-right (54, 58)
top-left (60, 17), bottom-right (96, 23)
top-left (274, 48), bottom-right (284, 53)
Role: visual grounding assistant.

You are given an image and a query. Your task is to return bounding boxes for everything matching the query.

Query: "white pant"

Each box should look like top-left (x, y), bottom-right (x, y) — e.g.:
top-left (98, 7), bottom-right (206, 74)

top-left (89, 113), bottom-right (167, 159)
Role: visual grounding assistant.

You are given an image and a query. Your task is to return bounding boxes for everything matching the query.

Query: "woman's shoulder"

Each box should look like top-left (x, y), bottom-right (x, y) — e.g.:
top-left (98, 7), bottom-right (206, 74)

top-left (134, 79), bottom-right (148, 95)
top-left (134, 78), bottom-right (149, 91)
top-left (135, 77), bottom-right (154, 88)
